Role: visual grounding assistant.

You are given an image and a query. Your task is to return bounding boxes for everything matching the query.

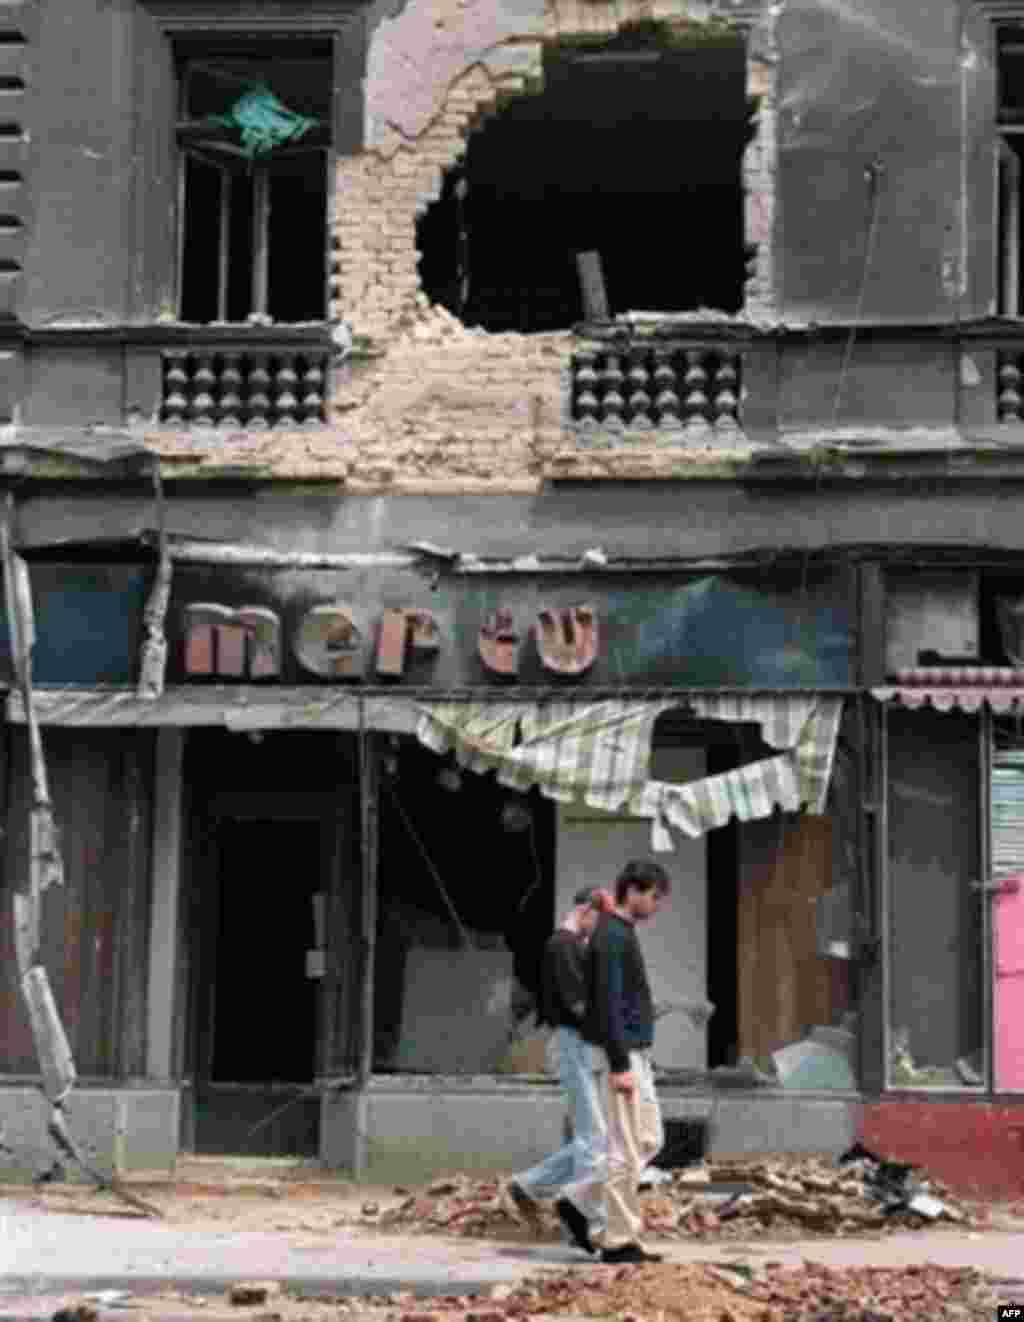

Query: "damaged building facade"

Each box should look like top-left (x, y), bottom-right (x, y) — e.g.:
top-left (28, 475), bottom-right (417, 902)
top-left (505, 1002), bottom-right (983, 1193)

top-left (2, 0), bottom-right (1024, 1195)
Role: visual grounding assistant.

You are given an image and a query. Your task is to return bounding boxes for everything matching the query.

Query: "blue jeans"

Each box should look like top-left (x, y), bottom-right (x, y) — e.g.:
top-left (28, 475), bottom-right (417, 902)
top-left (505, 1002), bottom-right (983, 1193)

top-left (515, 1026), bottom-right (607, 1227)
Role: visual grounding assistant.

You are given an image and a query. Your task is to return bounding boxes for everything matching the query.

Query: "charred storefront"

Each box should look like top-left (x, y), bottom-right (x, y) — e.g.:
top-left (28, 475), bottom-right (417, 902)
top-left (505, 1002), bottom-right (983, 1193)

top-left (0, 526), bottom-right (876, 1182)
top-left (7, 509), bottom-right (1024, 1188)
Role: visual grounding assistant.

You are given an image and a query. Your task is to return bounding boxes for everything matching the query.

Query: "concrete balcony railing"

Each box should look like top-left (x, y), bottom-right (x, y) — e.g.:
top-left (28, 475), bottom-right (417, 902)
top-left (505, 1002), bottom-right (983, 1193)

top-left (157, 326), bottom-right (332, 430)
top-left (566, 316), bottom-right (1024, 453)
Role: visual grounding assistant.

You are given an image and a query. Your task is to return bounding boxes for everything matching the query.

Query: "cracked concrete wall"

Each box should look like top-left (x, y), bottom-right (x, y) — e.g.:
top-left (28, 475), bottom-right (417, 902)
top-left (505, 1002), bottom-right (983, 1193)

top-left (326, 0), bottom-right (779, 488)
top-left (0, 1087), bottom-right (180, 1182)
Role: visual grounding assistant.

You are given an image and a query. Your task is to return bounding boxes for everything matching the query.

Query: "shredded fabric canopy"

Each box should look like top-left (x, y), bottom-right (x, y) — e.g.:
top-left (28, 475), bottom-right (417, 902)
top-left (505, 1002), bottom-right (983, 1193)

top-left (206, 87), bottom-right (319, 157)
top-left (415, 696), bottom-right (844, 851)
top-left (418, 700), bottom-right (671, 813)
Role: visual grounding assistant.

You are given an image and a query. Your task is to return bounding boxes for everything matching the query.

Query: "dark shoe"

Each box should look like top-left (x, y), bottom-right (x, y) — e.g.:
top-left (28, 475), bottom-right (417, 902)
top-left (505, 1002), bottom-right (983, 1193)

top-left (600, 1242), bottom-right (663, 1264)
top-left (504, 1179), bottom-right (542, 1229)
top-left (555, 1196), bottom-right (595, 1254)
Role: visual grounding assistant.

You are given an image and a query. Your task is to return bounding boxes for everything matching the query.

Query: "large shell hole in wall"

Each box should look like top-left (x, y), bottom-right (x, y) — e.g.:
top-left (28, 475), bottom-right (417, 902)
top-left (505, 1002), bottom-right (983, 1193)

top-left (417, 28), bottom-right (755, 333)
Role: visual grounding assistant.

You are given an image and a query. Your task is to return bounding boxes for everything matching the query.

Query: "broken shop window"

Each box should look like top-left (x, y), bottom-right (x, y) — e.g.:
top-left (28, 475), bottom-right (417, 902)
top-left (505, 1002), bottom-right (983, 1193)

top-left (698, 724), bottom-right (859, 1094)
top-left (417, 28), bottom-right (754, 332)
top-left (883, 567), bottom-right (1024, 671)
top-left (373, 739), bottom-right (555, 1075)
top-left (886, 707), bottom-right (985, 1090)
top-left (175, 38), bottom-right (332, 325)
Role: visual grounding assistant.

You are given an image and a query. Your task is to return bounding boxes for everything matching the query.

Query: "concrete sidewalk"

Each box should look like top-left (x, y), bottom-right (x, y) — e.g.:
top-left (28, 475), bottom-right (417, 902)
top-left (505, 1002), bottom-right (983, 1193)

top-left (3, 1195), bottom-right (1024, 1320)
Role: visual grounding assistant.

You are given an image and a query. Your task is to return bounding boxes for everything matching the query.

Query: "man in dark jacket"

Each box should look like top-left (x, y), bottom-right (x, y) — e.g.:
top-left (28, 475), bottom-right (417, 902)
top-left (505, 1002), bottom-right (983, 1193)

top-left (503, 886), bottom-right (611, 1248)
top-left (560, 859), bottom-right (670, 1265)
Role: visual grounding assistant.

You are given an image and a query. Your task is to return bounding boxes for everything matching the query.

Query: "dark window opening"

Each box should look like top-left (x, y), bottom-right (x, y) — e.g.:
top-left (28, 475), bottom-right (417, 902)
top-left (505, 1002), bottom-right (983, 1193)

top-left (373, 739), bottom-right (556, 1074)
top-left (999, 29), bottom-right (1024, 314)
top-left (982, 571), bottom-right (1024, 665)
top-left (417, 32), bottom-right (752, 332)
top-left (176, 38), bottom-right (331, 325)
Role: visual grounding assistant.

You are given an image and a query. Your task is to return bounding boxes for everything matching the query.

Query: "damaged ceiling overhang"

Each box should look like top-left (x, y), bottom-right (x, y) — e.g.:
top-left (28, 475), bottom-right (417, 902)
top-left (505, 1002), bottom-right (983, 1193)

top-left (0, 430), bottom-right (159, 475)
top-left (12, 528), bottom-right (1024, 574)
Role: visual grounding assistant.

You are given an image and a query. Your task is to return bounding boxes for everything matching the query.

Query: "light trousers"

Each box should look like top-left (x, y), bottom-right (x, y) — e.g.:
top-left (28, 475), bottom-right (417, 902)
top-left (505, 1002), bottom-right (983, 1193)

top-left (602, 1049), bottom-right (664, 1249)
top-left (516, 1026), bottom-right (607, 1227)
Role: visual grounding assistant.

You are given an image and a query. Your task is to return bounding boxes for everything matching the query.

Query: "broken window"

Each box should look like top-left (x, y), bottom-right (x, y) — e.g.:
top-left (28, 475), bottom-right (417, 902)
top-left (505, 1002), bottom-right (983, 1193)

top-left (175, 38), bottom-right (332, 324)
top-left (373, 739), bottom-right (555, 1075)
top-left (417, 28), bottom-right (753, 332)
top-left (999, 28), bottom-right (1024, 315)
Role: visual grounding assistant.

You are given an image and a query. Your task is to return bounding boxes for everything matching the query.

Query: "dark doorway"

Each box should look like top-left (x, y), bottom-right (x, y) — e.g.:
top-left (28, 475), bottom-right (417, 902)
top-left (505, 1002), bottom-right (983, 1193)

top-left (182, 728), bottom-right (359, 1158)
top-left (210, 818), bottom-right (321, 1084)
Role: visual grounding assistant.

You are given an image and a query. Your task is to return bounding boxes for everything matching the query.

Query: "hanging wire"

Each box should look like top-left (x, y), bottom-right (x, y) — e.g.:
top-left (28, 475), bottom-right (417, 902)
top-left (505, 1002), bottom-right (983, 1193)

top-left (829, 159), bottom-right (887, 431)
top-left (796, 157), bottom-right (887, 662)
top-left (385, 780), bottom-right (473, 948)
top-left (515, 810), bottom-right (546, 915)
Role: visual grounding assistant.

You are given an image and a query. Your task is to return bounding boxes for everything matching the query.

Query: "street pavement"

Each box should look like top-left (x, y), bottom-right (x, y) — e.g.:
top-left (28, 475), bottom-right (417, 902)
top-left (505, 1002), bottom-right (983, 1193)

top-left (3, 1194), bottom-right (1024, 1320)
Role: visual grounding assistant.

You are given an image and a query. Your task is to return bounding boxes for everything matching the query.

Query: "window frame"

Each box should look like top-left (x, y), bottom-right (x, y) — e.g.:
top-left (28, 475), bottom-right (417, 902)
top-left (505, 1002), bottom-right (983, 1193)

top-left (172, 38), bottom-right (333, 325)
top-left (140, 3), bottom-right (347, 327)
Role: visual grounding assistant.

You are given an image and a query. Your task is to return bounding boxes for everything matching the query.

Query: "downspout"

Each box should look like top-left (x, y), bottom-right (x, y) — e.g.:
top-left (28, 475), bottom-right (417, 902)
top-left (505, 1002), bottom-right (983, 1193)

top-left (954, 0), bottom-right (972, 431)
top-left (355, 696), bottom-right (379, 1178)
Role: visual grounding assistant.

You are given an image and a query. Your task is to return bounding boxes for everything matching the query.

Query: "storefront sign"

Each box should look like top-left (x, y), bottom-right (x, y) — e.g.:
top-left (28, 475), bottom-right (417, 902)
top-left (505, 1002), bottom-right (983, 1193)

top-left (182, 599), bottom-right (596, 682)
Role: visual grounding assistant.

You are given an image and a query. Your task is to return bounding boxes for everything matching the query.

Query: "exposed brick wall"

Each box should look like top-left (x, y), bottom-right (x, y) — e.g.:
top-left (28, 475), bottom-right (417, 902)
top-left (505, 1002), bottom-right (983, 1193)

top-left (333, 305), bottom-right (571, 489)
top-left (151, 1), bottom-right (779, 489)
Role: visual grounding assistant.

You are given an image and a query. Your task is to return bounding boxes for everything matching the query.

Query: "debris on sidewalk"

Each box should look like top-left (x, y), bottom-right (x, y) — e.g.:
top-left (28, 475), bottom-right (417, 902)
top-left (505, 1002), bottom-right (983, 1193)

top-left (50, 1306), bottom-right (99, 1322)
top-left (368, 1152), bottom-right (973, 1242)
top-left (34, 1263), bottom-right (998, 1322)
top-left (75, 1262), bottom-right (999, 1322)
top-left (229, 1281), bottom-right (282, 1307)
top-left (479, 1261), bottom-right (999, 1322)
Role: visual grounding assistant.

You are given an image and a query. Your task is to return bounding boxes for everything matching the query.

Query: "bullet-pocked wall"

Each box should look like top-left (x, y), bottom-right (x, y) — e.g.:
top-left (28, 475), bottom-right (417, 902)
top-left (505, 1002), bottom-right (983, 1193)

top-left (328, 0), bottom-right (779, 491)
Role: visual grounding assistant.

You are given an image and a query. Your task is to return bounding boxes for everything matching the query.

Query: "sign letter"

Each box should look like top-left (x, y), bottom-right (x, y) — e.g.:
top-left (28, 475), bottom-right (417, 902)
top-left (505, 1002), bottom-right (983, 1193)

top-left (535, 605), bottom-right (599, 676)
top-left (183, 604), bottom-right (281, 679)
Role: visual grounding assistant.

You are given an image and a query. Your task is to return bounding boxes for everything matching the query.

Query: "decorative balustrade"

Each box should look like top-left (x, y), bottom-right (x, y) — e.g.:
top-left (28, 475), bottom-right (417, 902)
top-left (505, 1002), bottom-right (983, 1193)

top-left (999, 352), bottom-right (1024, 423)
top-left (160, 346), bottom-right (330, 429)
top-left (570, 341), bottom-right (743, 439)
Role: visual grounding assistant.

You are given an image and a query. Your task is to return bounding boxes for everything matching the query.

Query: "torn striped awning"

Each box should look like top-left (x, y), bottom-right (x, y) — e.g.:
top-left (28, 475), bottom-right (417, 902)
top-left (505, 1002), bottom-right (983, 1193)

top-left (416, 695), bottom-right (844, 851)
top-left (417, 700), bottom-right (673, 813)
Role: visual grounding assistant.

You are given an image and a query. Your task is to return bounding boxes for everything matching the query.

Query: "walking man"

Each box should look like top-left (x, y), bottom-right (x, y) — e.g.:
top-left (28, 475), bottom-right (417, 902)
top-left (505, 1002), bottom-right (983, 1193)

top-left (503, 887), bottom-right (611, 1246)
top-left (558, 859), bottom-right (670, 1265)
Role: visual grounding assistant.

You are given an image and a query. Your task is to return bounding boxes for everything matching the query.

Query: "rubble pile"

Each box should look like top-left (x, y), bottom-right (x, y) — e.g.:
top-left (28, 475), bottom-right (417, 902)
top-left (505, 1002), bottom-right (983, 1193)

top-left (472, 1261), bottom-right (999, 1322)
top-left (77, 1263), bottom-right (1001, 1322)
top-left (365, 1150), bottom-right (973, 1242)
top-left (660, 1148), bottom-right (973, 1239)
top-left (372, 1177), bottom-right (536, 1238)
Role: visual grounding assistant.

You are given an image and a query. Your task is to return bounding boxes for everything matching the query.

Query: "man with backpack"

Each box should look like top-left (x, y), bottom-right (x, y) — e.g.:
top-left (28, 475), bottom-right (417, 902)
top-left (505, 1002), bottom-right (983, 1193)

top-left (503, 886), bottom-right (612, 1248)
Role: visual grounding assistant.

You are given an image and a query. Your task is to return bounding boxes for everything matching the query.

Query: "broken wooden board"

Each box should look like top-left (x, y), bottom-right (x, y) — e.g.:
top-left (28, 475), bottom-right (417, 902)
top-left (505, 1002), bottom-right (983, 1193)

top-left (575, 250), bottom-right (609, 320)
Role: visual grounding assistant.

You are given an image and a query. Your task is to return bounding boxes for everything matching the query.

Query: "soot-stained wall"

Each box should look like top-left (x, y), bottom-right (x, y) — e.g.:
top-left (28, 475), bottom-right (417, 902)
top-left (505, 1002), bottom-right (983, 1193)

top-left (776, 0), bottom-right (995, 324)
top-left (22, 0), bottom-right (176, 327)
